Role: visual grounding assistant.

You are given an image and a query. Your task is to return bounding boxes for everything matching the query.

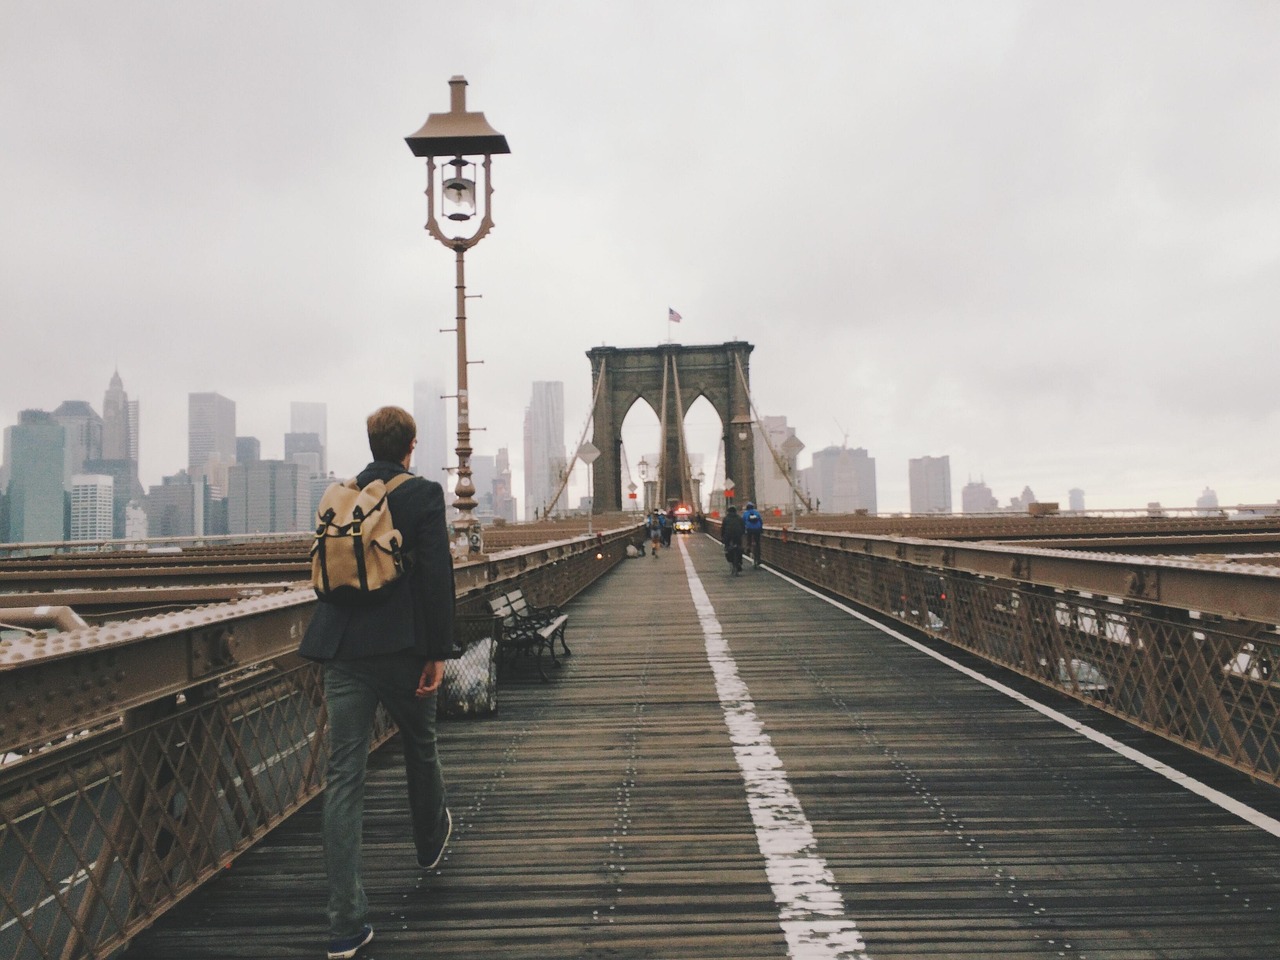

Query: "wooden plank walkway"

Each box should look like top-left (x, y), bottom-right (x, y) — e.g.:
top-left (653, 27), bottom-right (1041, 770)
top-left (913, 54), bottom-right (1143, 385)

top-left (123, 534), bottom-right (1280, 959)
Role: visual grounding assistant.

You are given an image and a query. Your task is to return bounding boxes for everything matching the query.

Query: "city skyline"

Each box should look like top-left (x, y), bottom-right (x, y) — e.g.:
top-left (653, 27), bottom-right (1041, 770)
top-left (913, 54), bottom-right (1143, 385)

top-left (3, 4), bottom-right (1277, 520)
top-left (1, 365), bottom-right (1255, 532)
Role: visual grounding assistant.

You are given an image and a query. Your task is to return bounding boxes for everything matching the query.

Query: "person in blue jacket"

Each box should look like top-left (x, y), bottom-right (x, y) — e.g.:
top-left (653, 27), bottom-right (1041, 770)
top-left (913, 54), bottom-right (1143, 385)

top-left (742, 501), bottom-right (764, 567)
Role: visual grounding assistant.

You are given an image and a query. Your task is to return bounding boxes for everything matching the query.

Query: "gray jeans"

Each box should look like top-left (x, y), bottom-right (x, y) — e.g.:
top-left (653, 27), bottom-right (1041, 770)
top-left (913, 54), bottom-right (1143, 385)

top-left (321, 654), bottom-right (449, 937)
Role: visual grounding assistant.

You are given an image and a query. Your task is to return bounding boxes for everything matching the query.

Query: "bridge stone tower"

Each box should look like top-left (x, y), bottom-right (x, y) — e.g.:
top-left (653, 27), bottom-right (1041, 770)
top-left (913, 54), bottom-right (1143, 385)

top-left (586, 341), bottom-right (755, 513)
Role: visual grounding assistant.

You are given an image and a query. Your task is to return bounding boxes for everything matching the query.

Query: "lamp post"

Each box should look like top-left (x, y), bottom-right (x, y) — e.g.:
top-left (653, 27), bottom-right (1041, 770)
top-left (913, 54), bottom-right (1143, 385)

top-left (578, 442), bottom-right (600, 535)
top-left (638, 457), bottom-right (649, 513)
top-left (406, 75), bottom-right (509, 562)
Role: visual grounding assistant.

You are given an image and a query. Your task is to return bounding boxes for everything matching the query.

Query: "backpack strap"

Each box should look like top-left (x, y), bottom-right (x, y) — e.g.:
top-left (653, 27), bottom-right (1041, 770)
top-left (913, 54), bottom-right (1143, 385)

top-left (384, 472), bottom-right (415, 494)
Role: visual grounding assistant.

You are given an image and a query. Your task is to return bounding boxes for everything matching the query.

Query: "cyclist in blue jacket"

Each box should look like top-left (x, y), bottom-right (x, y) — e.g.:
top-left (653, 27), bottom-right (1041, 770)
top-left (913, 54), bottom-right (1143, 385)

top-left (742, 502), bottom-right (764, 567)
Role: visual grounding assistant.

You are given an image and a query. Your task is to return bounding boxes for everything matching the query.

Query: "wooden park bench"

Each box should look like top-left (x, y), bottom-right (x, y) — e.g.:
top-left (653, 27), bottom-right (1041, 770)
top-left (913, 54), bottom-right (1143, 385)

top-left (487, 588), bottom-right (570, 681)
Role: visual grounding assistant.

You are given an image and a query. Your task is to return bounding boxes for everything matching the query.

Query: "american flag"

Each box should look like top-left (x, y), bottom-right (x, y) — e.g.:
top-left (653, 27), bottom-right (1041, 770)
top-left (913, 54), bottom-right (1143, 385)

top-left (668, 307), bottom-right (682, 323)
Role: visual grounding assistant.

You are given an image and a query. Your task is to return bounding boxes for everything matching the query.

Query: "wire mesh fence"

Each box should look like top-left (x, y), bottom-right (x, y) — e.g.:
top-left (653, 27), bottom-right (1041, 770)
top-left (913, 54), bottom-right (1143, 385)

top-left (439, 615), bottom-right (499, 718)
top-left (0, 661), bottom-right (398, 960)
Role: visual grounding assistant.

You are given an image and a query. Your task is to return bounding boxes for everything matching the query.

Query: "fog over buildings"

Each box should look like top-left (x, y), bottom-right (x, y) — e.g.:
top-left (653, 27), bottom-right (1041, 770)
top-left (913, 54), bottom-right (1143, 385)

top-left (3, 4), bottom-right (1279, 530)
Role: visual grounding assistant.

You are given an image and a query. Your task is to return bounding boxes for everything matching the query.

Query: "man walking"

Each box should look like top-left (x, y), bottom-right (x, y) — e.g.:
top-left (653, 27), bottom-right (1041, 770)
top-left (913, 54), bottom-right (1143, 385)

top-left (300, 406), bottom-right (456, 960)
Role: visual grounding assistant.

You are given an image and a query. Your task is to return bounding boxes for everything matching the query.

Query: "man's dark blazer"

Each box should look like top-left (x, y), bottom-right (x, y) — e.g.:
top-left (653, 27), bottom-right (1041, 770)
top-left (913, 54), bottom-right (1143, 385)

top-left (300, 460), bottom-right (456, 662)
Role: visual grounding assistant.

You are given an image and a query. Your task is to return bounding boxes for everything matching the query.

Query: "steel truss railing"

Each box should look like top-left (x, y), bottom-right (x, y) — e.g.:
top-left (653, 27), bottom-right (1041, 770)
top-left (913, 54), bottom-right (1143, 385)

top-left (0, 526), bottom-right (641, 960)
top-left (761, 529), bottom-right (1280, 787)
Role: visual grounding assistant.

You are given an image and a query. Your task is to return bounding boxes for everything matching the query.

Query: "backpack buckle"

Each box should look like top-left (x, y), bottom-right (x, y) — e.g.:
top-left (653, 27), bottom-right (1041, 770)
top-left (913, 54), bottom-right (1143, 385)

top-left (350, 521), bottom-right (362, 537)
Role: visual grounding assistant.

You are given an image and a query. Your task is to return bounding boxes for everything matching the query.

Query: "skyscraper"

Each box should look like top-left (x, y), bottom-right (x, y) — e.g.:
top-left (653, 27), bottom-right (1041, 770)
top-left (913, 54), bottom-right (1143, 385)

top-left (70, 474), bottom-right (114, 541)
top-left (84, 372), bottom-right (143, 538)
top-left (52, 400), bottom-right (103, 486)
top-left (492, 447), bottom-right (516, 522)
top-left (290, 402), bottom-right (327, 473)
top-left (961, 479), bottom-right (998, 513)
top-left (808, 446), bottom-right (877, 514)
top-left (188, 393), bottom-right (236, 495)
top-left (1068, 488), bottom-right (1085, 512)
top-left (103, 370), bottom-right (139, 464)
top-left (284, 432), bottom-right (324, 471)
top-left (83, 457), bottom-right (144, 538)
top-left (752, 416), bottom-right (806, 510)
top-left (909, 455), bottom-right (952, 514)
top-left (413, 379), bottom-right (448, 485)
top-left (7, 410), bottom-right (66, 542)
top-left (284, 433), bottom-right (324, 530)
top-left (226, 460), bottom-right (301, 534)
top-left (523, 382), bottom-right (566, 519)
top-left (146, 471), bottom-right (201, 538)
top-left (236, 437), bottom-right (261, 464)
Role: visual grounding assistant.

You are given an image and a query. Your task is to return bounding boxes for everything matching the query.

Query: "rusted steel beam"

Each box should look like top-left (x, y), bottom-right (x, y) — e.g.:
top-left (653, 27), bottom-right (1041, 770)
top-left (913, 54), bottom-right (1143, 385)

top-left (0, 562), bottom-right (312, 591)
top-left (795, 512), bottom-right (1280, 541)
top-left (991, 531), bottom-right (1280, 554)
top-left (0, 525), bottom-right (644, 758)
top-left (0, 584), bottom-right (296, 616)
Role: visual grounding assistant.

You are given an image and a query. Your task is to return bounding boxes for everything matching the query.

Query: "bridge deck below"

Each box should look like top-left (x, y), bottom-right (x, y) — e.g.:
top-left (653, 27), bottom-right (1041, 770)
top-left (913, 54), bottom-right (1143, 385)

top-left (125, 535), bottom-right (1280, 959)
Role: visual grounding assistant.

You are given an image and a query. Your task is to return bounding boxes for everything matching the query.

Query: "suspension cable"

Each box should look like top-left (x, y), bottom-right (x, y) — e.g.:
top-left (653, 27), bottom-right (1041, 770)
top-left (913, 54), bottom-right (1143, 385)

top-left (543, 354), bottom-right (608, 518)
top-left (733, 353), bottom-right (814, 512)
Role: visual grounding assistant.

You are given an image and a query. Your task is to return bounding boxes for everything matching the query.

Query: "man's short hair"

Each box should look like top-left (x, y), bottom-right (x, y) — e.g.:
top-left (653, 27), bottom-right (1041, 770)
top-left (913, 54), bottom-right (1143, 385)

top-left (367, 406), bottom-right (417, 463)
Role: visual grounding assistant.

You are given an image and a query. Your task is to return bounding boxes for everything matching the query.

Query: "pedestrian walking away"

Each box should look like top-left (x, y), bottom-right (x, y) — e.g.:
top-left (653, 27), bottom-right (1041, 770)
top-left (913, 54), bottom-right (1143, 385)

top-left (300, 405), bottom-right (457, 960)
top-left (721, 504), bottom-right (745, 576)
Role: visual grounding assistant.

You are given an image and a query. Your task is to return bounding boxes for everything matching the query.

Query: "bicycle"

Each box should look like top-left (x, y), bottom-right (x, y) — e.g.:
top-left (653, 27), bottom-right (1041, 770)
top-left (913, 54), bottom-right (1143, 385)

top-left (725, 540), bottom-right (743, 576)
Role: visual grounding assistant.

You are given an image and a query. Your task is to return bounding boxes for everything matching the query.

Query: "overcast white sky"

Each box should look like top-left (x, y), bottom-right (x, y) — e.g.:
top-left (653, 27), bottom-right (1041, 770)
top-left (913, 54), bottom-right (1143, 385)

top-left (3, 1), bottom-right (1278, 515)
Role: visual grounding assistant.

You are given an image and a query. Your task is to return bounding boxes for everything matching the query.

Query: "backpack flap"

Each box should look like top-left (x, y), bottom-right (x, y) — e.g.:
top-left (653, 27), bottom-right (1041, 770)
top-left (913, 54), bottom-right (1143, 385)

top-left (310, 474), bottom-right (411, 604)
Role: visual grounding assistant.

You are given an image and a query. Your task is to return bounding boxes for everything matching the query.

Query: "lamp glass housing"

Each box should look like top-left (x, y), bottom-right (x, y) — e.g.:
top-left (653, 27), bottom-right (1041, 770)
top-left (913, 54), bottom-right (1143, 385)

top-left (442, 159), bottom-right (477, 221)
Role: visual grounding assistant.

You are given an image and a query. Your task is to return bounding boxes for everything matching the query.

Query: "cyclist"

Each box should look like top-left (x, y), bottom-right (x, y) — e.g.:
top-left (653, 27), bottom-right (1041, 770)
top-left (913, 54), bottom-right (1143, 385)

top-left (721, 505), bottom-right (745, 576)
top-left (742, 502), bottom-right (764, 567)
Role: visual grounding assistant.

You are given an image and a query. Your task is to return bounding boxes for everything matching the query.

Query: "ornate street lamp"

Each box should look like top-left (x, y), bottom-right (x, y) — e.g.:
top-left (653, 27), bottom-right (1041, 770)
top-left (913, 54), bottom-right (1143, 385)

top-left (406, 75), bottom-right (509, 561)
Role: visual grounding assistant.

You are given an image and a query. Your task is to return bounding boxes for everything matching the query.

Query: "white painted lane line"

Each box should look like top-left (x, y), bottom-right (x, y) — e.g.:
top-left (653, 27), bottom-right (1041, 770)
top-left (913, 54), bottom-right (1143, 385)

top-left (678, 537), bottom-right (871, 960)
top-left (763, 562), bottom-right (1280, 839)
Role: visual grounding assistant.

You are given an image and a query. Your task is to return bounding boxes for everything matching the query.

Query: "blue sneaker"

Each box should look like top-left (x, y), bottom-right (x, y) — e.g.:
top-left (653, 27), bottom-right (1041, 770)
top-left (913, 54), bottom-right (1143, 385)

top-left (416, 807), bottom-right (452, 870)
top-left (327, 924), bottom-right (373, 960)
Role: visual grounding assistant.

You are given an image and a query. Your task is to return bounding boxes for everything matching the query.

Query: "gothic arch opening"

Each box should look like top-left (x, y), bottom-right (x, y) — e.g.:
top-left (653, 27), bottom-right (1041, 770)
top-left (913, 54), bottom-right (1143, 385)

top-left (681, 394), bottom-right (722, 513)
top-left (618, 396), bottom-right (660, 514)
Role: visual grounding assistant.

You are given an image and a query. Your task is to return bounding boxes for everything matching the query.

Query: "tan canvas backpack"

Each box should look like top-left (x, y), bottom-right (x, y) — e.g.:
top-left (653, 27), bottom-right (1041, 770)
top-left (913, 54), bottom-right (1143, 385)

top-left (310, 473), bottom-right (414, 603)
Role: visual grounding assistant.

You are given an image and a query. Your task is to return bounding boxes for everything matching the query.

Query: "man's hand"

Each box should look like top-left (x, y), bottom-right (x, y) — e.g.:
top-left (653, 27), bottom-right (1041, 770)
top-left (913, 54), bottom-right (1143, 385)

top-left (416, 660), bottom-right (444, 698)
